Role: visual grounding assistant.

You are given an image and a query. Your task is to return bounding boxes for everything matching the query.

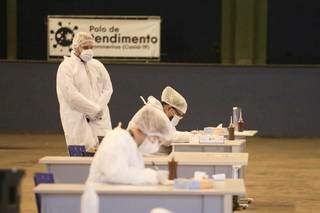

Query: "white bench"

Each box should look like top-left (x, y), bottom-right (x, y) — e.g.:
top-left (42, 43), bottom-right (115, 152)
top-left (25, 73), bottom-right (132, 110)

top-left (34, 179), bottom-right (246, 213)
top-left (39, 152), bottom-right (248, 183)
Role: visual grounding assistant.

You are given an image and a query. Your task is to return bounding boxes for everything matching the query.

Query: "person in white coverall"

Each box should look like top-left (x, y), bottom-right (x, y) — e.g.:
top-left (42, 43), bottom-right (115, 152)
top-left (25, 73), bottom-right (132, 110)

top-left (139, 86), bottom-right (191, 145)
top-left (56, 32), bottom-right (113, 151)
top-left (87, 105), bottom-right (173, 185)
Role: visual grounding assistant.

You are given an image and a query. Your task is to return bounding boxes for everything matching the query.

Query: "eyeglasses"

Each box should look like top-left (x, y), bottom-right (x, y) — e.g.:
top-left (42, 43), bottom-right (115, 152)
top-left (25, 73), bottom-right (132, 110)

top-left (147, 136), bottom-right (169, 146)
top-left (81, 45), bottom-right (93, 50)
top-left (172, 107), bottom-right (184, 118)
top-left (80, 41), bottom-right (94, 50)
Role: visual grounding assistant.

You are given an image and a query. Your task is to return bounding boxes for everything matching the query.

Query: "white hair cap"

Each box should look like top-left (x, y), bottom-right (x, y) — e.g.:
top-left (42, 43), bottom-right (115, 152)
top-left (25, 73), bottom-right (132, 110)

top-left (161, 86), bottom-right (187, 114)
top-left (72, 32), bottom-right (94, 50)
top-left (128, 105), bottom-right (173, 142)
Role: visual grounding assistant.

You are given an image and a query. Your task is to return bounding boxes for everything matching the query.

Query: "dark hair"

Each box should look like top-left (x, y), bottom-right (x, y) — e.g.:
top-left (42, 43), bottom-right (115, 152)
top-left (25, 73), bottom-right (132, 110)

top-left (161, 101), bottom-right (169, 107)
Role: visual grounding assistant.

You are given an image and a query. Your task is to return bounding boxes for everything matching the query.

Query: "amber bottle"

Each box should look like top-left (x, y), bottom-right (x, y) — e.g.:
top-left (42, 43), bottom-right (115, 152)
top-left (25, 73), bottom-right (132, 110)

top-left (168, 157), bottom-right (178, 180)
top-left (238, 110), bottom-right (245, 132)
top-left (228, 116), bottom-right (235, 140)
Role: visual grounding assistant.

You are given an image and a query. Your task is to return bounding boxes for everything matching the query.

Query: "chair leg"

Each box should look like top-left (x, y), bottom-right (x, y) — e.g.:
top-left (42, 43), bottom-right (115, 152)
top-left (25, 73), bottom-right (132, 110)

top-left (239, 197), bottom-right (254, 204)
top-left (233, 196), bottom-right (253, 211)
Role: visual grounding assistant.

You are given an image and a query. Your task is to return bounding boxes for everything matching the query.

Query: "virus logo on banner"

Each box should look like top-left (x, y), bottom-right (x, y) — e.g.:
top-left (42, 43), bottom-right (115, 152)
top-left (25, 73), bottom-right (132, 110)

top-left (49, 22), bottom-right (78, 55)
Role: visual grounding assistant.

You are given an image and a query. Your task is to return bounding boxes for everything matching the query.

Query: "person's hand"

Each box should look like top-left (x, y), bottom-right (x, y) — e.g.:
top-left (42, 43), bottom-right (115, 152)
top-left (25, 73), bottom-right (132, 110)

top-left (156, 170), bottom-right (169, 185)
top-left (87, 110), bottom-right (103, 122)
top-left (93, 110), bottom-right (103, 120)
top-left (86, 146), bottom-right (97, 153)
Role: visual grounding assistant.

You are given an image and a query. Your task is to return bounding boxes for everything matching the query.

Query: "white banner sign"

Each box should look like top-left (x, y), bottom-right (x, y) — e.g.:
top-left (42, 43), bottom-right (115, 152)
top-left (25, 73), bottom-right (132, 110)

top-left (47, 16), bottom-right (161, 59)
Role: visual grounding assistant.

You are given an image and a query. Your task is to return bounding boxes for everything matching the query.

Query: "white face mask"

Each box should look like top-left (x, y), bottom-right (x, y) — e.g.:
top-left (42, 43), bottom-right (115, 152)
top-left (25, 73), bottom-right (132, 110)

top-left (171, 114), bottom-right (182, 127)
top-left (80, 49), bottom-right (94, 62)
top-left (139, 137), bottom-right (160, 154)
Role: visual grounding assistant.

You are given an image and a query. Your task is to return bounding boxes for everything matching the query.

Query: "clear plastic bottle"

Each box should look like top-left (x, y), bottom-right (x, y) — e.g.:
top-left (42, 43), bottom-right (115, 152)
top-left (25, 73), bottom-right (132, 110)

top-left (233, 107), bottom-right (240, 131)
top-left (81, 182), bottom-right (99, 213)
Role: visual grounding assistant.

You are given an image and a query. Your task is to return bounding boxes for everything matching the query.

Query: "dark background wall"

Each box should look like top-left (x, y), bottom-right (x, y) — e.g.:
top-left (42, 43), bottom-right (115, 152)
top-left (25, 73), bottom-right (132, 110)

top-left (0, 0), bottom-right (6, 59)
top-left (0, 61), bottom-right (319, 137)
top-left (2, 1), bottom-right (320, 64)
top-left (16, 0), bottom-right (221, 63)
top-left (268, 0), bottom-right (320, 64)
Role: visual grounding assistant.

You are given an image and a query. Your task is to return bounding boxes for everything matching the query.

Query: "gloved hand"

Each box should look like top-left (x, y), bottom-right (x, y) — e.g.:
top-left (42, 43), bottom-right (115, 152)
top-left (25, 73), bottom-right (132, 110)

top-left (86, 146), bottom-right (97, 153)
top-left (156, 170), bottom-right (169, 185)
top-left (86, 110), bottom-right (103, 122)
top-left (93, 110), bottom-right (103, 120)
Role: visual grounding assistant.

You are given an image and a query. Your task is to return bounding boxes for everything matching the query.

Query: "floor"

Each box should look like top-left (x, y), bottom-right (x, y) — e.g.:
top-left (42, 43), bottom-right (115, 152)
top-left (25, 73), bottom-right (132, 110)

top-left (0, 134), bottom-right (319, 213)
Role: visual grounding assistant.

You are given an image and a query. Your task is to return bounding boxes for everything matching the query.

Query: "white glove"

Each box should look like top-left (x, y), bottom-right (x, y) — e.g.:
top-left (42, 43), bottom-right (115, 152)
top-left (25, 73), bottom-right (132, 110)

top-left (86, 146), bottom-right (97, 153)
top-left (150, 208), bottom-right (173, 213)
top-left (191, 130), bottom-right (200, 134)
top-left (156, 170), bottom-right (169, 185)
top-left (87, 110), bottom-right (103, 122)
top-left (94, 110), bottom-right (103, 120)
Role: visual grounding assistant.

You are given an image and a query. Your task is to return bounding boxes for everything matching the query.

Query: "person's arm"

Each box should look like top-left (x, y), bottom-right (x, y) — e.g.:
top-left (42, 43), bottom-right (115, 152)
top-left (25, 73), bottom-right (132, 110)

top-left (57, 63), bottom-right (101, 117)
top-left (100, 143), bottom-right (158, 185)
top-left (172, 130), bottom-right (192, 143)
top-left (97, 62), bottom-right (113, 107)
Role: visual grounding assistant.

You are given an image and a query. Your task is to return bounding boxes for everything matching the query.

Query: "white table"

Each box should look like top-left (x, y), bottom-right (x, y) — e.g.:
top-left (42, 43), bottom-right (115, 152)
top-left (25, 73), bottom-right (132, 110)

top-left (34, 179), bottom-right (246, 213)
top-left (172, 139), bottom-right (246, 153)
top-left (235, 130), bottom-right (258, 137)
top-left (174, 130), bottom-right (257, 152)
top-left (193, 130), bottom-right (258, 139)
top-left (39, 152), bottom-right (248, 183)
top-left (233, 130), bottom-right (258, 153)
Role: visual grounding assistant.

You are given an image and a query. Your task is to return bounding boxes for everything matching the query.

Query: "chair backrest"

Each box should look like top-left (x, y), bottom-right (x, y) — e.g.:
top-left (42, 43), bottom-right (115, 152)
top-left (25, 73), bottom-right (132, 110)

top-left (68, 145), bottom-right (86, 156)
top-left (34, 173), bottom-right (54, 186)
top-left (84, 151), bottom-right (95, 157)
top-left (34, 173), bottom-right (54, 213)
top-left (68, 145), bottom-right (95, 157)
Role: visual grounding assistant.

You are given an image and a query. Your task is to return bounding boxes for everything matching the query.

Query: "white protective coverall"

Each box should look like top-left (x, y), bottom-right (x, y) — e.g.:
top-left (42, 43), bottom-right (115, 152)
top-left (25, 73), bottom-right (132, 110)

top-left (137, 96), bottom-right (191, 143)
top-left (87, 127), bottom-right (158, 185)
top-left (56, 52), bottom-right (113, 149)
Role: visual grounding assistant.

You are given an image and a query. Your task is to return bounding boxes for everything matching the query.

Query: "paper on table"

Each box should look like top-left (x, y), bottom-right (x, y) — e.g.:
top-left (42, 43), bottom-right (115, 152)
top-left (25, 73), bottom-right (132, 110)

top-left (194, 171), bottom-right (208, 180)
top-left (212, 174), bottom-right (226, 181)
top-left (189, 134), bottom-right (200, 143)
top-left (199, 134), bottom-right (224, 144)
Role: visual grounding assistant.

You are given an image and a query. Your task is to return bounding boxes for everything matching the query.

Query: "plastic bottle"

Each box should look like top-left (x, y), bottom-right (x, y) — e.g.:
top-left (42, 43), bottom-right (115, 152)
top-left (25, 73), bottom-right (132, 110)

top-left (168, 156), bottom-right (178, 180)
top-left (233, 107), bottom-right (239, 131)
top-left (238, 109), bottom-right (245, 132)
top-left (81, 182), bottom-right (99, 213)
top-left (228, 116), bottom-right (235, 140)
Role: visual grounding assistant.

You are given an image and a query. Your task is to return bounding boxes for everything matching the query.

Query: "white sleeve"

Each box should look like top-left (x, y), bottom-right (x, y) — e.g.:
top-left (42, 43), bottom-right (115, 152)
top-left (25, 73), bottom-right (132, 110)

top-left (172, 130), bottom-right (192, 143)
top-left (97, 63), bottom-right (113, 107)
top-left (99, 142), bottom-right (158, 185)
top-left (57, 63), bottom-right (101, 117)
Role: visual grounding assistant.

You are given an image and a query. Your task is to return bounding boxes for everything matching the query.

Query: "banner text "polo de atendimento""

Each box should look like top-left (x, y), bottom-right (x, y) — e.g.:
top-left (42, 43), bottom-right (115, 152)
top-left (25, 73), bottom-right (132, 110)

top-left (47, 16), bottom-right (161, 59)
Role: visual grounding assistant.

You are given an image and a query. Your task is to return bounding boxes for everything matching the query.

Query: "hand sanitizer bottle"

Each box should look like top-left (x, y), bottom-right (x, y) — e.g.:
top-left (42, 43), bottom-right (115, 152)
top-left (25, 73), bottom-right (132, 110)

top-left (228, 116), bottom-right (235, 140)
top-left (238, 109), bottom-right (245, 132)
